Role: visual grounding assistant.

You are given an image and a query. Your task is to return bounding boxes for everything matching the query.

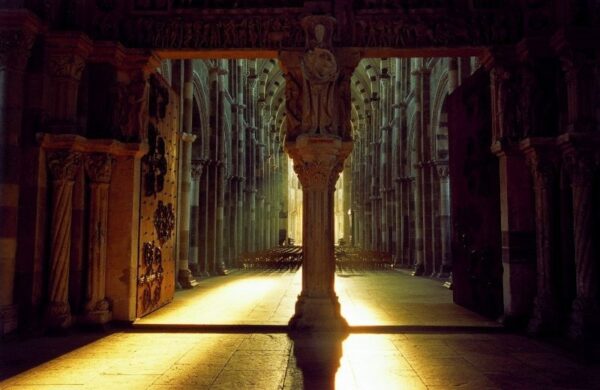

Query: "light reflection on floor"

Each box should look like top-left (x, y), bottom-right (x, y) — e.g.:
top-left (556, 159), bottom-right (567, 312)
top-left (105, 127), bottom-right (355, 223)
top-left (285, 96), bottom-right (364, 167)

top-left (2, 332), bottom-right (599, 389)
top-left (137, 269), bottom-right (498, 328)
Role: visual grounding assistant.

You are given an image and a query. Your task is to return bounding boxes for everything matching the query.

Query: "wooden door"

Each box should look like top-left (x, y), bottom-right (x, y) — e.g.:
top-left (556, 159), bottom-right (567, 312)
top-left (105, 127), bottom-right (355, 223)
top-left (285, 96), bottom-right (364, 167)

top-left (447, 69), bottom-right (503, 319)
top-left (136, 74), bottom-right (179, 318)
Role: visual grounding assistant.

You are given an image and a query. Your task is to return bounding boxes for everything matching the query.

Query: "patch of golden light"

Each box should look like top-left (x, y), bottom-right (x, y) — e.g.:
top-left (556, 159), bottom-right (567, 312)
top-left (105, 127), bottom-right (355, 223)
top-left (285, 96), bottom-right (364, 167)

top-left (1, 332), bottom-right (222, 389)
top-left (336, 334), bottom-right (424, 389)
top-left (136, 273), bottom-right (297, 325)
top-left (336, 274), bottom-right (388, 325)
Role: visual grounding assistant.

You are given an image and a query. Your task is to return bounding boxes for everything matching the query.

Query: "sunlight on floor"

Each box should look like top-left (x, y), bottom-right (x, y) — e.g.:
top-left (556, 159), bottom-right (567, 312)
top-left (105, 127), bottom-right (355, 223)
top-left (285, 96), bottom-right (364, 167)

top-left (336, 274), bottom-right (389, 325)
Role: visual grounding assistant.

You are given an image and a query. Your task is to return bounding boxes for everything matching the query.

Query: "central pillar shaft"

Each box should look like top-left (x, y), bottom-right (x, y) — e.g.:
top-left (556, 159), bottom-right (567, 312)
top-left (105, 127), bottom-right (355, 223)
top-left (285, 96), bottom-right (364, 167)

top-left (288, 135), bottom-right (351, 331)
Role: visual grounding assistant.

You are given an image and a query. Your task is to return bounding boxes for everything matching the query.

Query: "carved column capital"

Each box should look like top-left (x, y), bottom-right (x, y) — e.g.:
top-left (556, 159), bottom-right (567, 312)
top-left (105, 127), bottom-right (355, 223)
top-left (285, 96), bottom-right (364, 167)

top-left (84, 153), bottom-right (113, 184)
top-left (45, 32), bottom-right (93, 81)
top-left (0, 10), bottom-right (40, 72)
top-left (558, 133), bottom-right (600, 187)
top-left (181, 132), bottom-right (197, 143)
top-left (286, 135), bottom-right (351, 192)
top-left (433, 160), bottom-right (450, 179)
top-left (520, 138), bottom-right (559, 189)
top-left (191, 160), bottom-right (206, 180)
top-left (47, 150), bottom-right (83, 182)
top-left (0, 29), bottom-right (36, 72)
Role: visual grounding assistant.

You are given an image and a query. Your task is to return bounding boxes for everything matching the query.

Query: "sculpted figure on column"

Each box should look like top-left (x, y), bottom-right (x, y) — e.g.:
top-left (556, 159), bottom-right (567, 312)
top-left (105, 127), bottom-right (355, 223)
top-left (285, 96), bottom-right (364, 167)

top-left (301, 17), bottom-right (339, 136)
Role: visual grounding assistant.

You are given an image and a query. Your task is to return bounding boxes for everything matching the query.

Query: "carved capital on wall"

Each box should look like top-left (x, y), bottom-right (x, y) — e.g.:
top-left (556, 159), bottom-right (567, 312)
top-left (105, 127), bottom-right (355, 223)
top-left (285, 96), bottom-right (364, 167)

top-left (47, 53), bottom-right (86, 79)
top-left (84, 153), bottom-right (113, 184)
top-left (558, 133), bottom-right (600, 188)
top-left (191, 159), bottom-right (206, 179)
top-left (520, 138), bottom-right (559, 191)
top-left (0, 29), bottom-right (36, 72)
top-left (47, 150), bottom-right (83, 182)
top-left (433, 160), bottom-right (450, 179)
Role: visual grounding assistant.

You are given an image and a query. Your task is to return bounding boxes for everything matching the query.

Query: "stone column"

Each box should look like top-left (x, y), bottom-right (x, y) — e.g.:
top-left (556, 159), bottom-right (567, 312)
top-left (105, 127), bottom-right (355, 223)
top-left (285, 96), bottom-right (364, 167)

top-left (484, 50), bottom-right (538, 326)
top-left (189, 160), bottom-right (204, 276)
top-left (553, 33), bottom-right (599, 341)
top-left (197, 160), bottom-right (210, 276)
top-left (178, 132), bottom-right (197, 288)
top-left (520, 138), bottom-right (559, 334)
top-left (410, 64), bottom-right (428, 276)
top-left (0, 11), bottom-right (38, 335)
top-left (288, 136), bottom-right (351, 331)
top-left (558, 134), bottom-right (599, 341)
top-left (435, 161), bottom-right (451, 277)
top-left (45, 150), bottom-right (82, 329)
top-left (83, 153), bottom-right (113, 324)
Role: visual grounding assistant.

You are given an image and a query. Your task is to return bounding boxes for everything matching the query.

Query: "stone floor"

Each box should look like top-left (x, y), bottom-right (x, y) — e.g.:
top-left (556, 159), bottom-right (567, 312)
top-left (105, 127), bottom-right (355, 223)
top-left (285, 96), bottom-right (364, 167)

top-left (2, 270), bottom-right (600, 389)
top-left (136, 269), bottom-right (499, 328)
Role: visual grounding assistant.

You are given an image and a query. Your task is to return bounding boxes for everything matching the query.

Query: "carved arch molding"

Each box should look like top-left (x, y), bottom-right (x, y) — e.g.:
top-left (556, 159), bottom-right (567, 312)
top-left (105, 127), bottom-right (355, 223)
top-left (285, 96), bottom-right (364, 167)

top-left (79, 1), bottom-right (522, 50)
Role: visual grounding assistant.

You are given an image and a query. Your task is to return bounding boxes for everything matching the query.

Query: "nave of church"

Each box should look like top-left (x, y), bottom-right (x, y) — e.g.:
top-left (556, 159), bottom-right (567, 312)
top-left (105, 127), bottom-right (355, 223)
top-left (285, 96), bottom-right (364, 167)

top-left (2, 0), bottom-right (600, 388)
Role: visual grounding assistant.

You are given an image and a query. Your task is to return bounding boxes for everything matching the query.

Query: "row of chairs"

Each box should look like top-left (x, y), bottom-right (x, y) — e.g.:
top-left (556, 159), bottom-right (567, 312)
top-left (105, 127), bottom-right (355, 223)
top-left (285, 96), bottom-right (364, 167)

top-left (238, 246), bottom-right (303, 270)
top-left (335, 248), bottom-right (394, 270)
top-left (237, 246), bottom-right (394, 271)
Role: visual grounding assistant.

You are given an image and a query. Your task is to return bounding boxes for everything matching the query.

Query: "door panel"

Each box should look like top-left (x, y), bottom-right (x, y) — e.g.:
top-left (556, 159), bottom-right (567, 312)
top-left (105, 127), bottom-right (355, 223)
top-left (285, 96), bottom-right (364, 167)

top-left (136, 74), bottom-right (179, 318)
top-left (447, 69), bottom-right (503, 319)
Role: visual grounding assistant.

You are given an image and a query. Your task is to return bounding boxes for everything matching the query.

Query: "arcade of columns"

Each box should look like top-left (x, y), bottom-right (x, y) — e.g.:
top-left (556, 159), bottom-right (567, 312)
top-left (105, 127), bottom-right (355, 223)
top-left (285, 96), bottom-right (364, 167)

top-left (349, 57), bottom-right (474, 278)
top-left (1, 1), bottom-right (600, 343)
top-left (171, 58), bottom-right (290, 285)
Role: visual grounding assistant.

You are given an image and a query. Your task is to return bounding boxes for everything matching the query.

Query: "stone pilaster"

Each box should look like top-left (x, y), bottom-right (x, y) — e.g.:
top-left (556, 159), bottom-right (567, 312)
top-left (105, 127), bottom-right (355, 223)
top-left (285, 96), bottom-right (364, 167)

top-left (83, 153), bottom-right (113, 324)
top-left (490, 140), bottom-right (536, 326)
top-left (45, 150), bottom-right (82, 330)
top-left (558, 133), bottom-right (600, 341)
top-left (520, 138), bottom-right (560, 335)
top-left (0, 10), bottom-right (40, 335)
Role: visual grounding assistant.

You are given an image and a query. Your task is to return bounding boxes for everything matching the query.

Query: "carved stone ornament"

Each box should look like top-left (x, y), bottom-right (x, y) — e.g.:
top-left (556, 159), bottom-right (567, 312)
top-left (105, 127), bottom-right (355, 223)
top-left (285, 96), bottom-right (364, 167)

top-left (524, 151), bottom-right (556, 190)
top-left (84, 153), bottom-right (113, 183)
top-left (47, 150), bottom-right (83, 181)
top-left (301, 47), bottom-right (338, 135)
top-left (47, 54), bottom-right (86, 80)
top-left (154, 200), bottom-right (175, 244)
top-left (294, 160), bottom-right (339, 192)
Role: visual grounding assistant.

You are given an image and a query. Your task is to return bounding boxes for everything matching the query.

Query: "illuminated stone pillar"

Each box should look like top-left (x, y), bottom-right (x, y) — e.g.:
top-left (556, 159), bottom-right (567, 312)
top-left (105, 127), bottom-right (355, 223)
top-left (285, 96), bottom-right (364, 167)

top-left (280, 15), bottom-right (360, 330)
top-left (83, 153), bottom-right (113, 324)
top-left (178, 132), bottom-right (197, 288)
top-left (287, 136), bottom-right (351, 331)
top-left (45, 150), bottom-right (82, 329)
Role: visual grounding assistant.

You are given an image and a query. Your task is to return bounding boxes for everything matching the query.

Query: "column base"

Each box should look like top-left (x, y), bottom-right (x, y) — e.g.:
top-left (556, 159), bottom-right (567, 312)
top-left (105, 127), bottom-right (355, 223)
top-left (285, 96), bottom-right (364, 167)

top-left (189, 262), bottom-right (200, 276)
top-left (178, 269), bottom-right (199, 289)
top-left (289, 294), bottom-right (349, 332)
top-left (83, 299), bottom-right (112, 325)
top-left (527, 294), bottom-right (559, 335)
top-left (411, 263), bottom-right (425, 276)
top-left (45, 301), bottom-right (72, 330)
top-left (0, 304), bottom-right (18, 336)
top-left (568, 297), bottom-right (599, 342)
